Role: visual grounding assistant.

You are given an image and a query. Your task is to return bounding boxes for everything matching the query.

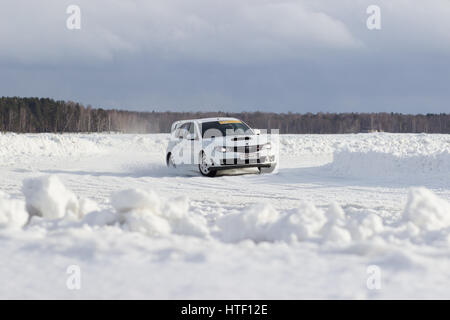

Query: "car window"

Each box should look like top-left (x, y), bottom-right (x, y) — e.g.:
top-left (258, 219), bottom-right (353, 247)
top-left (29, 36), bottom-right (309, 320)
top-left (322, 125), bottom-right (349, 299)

top-left (201, 121), bottom-right (252, 138)
top-left (174, 122), bottom-right (189, 139)
top-left (178, 122), bottom-right (191, 139)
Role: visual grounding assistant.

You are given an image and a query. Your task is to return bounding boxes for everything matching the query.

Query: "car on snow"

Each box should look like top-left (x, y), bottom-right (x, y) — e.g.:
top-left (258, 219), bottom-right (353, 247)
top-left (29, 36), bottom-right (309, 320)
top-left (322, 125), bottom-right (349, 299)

top-left (166, 117), bottom-right (277, 177)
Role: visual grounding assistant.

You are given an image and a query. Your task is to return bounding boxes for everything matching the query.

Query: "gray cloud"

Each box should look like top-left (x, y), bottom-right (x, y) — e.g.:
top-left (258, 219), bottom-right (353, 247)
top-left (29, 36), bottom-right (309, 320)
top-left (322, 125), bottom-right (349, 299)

top-left (1, 0), bottom-right (450, 113)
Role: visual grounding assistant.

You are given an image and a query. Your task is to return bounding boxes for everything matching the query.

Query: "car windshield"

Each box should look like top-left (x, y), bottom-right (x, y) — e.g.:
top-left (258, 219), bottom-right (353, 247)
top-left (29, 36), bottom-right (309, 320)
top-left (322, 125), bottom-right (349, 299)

top-left (201, 120), bottom-right (252, 138)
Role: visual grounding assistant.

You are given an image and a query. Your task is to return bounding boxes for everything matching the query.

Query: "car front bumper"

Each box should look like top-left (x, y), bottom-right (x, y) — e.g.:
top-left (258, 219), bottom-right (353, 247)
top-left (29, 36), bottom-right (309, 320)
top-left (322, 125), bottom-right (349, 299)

top-left (210, 154), bottom-right (276, 170)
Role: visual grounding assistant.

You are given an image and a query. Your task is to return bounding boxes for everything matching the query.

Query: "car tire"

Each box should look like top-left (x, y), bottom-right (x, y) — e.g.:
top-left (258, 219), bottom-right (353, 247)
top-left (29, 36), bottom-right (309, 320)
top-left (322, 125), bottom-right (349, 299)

top-left (258, 164), bottom-right (276, 174)
top-left (166, 153), bottom-right (176, 168)
top-left (198, 152), bottom-right (217, 177)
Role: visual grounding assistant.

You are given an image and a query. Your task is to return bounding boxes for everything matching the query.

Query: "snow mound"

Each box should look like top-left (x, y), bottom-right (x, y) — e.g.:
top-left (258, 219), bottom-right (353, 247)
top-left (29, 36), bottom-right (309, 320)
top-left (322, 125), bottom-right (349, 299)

top-left (0, 133), bottom-right (104, 160)
top-left (402, 187), bottom-right (450, 232)
top-left (82, 210), bottom-right (118, 227)
top-left (216, 204), bottom-right (280, 242)
top-left (0, 133), bottom-right (170, 165)
top-left (281, 133), bottom-right (450, 156)
top-left (319, 203), bottom-right (352, 244)
top-left (327, 149), bottom-right (450, 181)
top-left (14, 175), bottom-right (209, 237)
top-left (22, 175), bottom-right (94, 219)
top-left (0, 192), bottom-right (29, 229)
top-left (112, 189), bottom-right (209, 237)
top-left (217, 202), bottom-right (384, 244)
top-left (6, 173), bottom-right (450, 249)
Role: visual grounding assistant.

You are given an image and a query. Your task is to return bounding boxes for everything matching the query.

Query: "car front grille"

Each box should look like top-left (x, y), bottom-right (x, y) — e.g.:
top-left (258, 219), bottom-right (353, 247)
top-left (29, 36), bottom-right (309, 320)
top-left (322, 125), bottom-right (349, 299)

top-left (218, 144), bottom-right (265, 166)
top-left (232, 145), bottom-right (261, 153)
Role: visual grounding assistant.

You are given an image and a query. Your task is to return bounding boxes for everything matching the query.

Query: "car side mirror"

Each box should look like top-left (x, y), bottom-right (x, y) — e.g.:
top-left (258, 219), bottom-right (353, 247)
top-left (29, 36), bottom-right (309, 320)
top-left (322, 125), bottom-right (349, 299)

top-left (187, 133), bottom-right (197, 140)
top-left (253, 129), bottom-right (261, 135)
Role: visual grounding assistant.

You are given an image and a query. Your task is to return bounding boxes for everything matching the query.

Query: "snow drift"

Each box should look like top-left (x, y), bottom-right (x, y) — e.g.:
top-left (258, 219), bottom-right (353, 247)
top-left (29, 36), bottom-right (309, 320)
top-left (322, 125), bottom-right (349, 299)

top-left (402, 187), bottom-right (450, 232)
top-left (0, 192), bottom-right (28, 229)
top-left (217, 189), bottom-right (450, 245)
top-left (4, 175), bottom-right (450, 248)
top-left (279, 133), bottom-right (450, 157)
top-left (327, 149), bottom-right (450, 181)
top-left (0, 133), bottom-right (170, 162)
top-left (17, 176), bottom-right (209, 238)
top-left (217, 201), bottom-right (383, 245)
top-left (310, 133), bottom-right (450, 181)
top-left (111, 189), bottom-right (209, 237)
top-left (23, 175), bottom-right (96, 220)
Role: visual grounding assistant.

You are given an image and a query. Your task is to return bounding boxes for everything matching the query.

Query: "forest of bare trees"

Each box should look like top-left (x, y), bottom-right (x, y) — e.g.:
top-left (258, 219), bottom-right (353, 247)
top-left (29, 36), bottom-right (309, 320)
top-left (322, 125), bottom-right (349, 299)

top-left (1, 97), bottom-right (449, 134)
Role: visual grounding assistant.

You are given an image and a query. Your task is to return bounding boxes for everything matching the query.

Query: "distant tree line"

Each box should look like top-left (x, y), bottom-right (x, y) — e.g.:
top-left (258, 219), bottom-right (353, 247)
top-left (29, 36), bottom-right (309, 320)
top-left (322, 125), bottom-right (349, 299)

top-left (1, 97), bottom-right (449, 134)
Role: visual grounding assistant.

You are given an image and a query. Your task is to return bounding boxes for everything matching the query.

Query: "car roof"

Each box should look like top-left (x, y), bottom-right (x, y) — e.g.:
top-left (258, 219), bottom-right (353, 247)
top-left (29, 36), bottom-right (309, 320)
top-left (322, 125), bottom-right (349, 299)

top-left (174, 117), bottom-right (240, 125)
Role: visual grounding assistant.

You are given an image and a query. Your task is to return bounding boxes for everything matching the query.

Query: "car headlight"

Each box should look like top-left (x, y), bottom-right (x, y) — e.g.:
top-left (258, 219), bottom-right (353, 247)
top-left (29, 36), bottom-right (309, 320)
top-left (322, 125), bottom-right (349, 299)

top-left (262, 143), bottom-right (272, 150)
top-left (214, 146), bottom-right (235, 153)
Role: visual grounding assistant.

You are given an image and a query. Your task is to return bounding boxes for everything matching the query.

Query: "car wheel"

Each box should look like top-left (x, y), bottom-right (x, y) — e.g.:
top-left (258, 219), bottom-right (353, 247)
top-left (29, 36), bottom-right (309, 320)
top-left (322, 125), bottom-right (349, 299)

top-left (258, 164), bottom-right (276, 174)
top-left (167, 153), bottom-right (176, 168)
top-left (199, 152), bottom-right (217, 177)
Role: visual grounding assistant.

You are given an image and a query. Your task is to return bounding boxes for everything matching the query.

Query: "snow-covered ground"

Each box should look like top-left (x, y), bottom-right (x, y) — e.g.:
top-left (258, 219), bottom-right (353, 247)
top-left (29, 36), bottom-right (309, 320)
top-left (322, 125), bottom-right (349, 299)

top-left (1, 132), bottom-right (450, 299)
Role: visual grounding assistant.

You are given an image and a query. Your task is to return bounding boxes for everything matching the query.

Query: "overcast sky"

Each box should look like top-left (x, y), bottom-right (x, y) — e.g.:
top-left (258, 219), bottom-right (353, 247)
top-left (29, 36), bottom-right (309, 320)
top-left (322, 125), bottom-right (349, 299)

top-left (1, 0), bottom-right (450, 113)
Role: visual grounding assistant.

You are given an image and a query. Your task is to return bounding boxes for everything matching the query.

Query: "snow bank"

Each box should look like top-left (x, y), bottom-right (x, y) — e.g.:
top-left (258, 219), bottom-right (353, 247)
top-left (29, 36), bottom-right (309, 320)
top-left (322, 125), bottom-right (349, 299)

top-left (402, 188), bottom-right (450, 232)
top-left (112, 189), bottom-right (209, 237)
top-left (0, 133), bottom-right (170, 163)
top-left (327, 149), bottom-right (450, 180)
top-left (217, 201), bottom-right (383, 244)
top-left (18, 176), bottom-right (371, 243)
top-left (216, 204), bottom-right (280, 242)
top-left (289, 133), bottom-right (450, 181)
top-left (10, 175), bottom-right (208, 237)
top-left (279, 133), bottom-right (450, 157)
top-left (6, 173), bottom-right (450, 248)
top-left (319, 203), bottom-right (352, 244)
top-left (82, 210), bottom-right (118, 227)
top-left (23, 175), bottom-right (95, 219)
top-left (0, 192), bottom-right (28, 229)
top-left (0, 133), bottom-right (105, 160)
top-left (217, 187), bottom-right (450, 246)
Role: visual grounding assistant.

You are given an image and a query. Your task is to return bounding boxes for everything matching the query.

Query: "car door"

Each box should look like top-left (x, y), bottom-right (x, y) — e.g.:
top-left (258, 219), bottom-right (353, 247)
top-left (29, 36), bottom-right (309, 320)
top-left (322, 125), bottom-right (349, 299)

top-left (181, 122), bottom-right (202, 169)
top-left (170, 122), bottom-right (190, 166)
top-left (186, 122), bottom-right (202, 168)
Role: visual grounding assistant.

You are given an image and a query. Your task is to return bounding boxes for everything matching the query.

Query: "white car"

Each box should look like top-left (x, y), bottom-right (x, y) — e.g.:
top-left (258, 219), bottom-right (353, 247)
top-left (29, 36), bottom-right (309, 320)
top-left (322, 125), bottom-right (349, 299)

top-left (166, 117), bottom-right (277, 177)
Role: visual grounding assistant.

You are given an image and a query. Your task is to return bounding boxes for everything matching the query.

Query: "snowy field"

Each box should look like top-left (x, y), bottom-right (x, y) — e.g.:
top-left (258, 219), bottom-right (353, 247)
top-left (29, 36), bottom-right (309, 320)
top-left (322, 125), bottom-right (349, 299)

top-left (1, 132), bottom-right (450, 299)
